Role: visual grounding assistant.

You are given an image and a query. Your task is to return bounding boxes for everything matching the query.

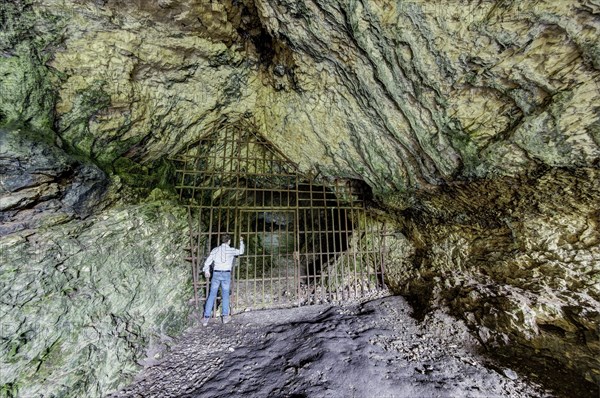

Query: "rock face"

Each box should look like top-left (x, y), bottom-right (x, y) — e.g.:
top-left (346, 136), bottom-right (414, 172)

top-left (252, 0), bottom-right (600, 193)
top-left (5, 0), bottom-right (597, 189)
top-left (384, 167), bottom-right (600, 386)
top-left (0, 193), bottom-right (190, 397)
top-left (1, 0), bottom-right (599, 396)
top-left (1, 126), bottom-right (109, 235)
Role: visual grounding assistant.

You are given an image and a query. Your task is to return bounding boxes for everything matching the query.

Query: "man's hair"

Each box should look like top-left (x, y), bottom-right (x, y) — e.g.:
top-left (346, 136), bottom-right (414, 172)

top-left (221, 234), bottom-right (231, 244)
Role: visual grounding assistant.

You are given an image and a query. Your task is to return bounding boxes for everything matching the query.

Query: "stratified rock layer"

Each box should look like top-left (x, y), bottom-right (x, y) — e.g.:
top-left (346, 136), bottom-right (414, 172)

top-left (0, 126), bottom-right (109, 235)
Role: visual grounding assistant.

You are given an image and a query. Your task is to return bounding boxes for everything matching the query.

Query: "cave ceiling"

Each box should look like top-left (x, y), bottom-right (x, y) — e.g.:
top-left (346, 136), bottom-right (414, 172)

top-left (1, 0), bottom-right (599, 197)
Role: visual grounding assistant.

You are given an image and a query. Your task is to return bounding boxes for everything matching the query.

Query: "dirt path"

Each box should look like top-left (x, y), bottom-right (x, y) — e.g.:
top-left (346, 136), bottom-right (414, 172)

top-left (108, 296), bottom-right (553, 398)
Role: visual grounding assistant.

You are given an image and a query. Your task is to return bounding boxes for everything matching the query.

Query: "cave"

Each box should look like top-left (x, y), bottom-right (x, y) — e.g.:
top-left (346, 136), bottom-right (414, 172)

top-left (1, 1), bottom-right (599, 397)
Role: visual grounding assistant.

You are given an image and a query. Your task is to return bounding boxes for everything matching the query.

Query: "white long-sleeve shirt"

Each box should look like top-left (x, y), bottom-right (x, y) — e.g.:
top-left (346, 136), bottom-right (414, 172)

top-left (203, 241), bottom-right (245, 273)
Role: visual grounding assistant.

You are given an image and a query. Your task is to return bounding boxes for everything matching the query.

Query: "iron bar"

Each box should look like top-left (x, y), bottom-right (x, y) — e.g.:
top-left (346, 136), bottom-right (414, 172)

top-left (261, 209), bottom-right (266, 307)
top-left (316, 184), bottom-right (326, 304)
top-left (188, 207), bottom-right (199, 313)
top-left (343, 205), bottom-right (355, 299)
top-left (335, 182), bottom-right (346, 300)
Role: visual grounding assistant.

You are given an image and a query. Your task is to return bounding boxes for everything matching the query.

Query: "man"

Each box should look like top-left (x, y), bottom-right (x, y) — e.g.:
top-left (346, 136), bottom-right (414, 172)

top-left (202, 233), bottom-right (245, 326)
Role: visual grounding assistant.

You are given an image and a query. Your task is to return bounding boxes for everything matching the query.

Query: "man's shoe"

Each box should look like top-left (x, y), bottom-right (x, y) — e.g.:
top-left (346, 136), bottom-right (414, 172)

top-left (202, 317), bottom-right (210, 326)
top-left (222, 315), bottom-right (231, 324)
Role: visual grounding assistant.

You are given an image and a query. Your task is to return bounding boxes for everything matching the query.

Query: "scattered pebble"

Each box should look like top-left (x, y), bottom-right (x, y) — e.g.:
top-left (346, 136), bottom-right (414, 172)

top-left (504, 368), bottom-right (519, 380)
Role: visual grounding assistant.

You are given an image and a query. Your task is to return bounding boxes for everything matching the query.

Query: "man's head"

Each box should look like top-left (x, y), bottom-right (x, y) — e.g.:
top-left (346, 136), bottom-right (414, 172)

top-left (221, 234), bottom-right (231, 245)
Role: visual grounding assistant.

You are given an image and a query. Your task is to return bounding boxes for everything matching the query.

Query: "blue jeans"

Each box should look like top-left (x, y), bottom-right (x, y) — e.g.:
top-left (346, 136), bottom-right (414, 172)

top-left (204, 271), bottom-right (231, 318)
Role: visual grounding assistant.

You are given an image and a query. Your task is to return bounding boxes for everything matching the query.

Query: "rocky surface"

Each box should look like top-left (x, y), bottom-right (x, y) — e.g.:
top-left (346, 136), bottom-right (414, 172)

top-left (108, 296), bottom-right (568, 398)
top-left (0, 193), bottom-right (191, 397)
top-left (254, 0), bottom-right (600, 194)
top-left (384, 167), bottom-right (600, 386)
top-left (4, 1), bottom-right (598, 192)
top-left (1, 0), bottom-right (599, 396)
top-left (0, 125), bottom-right (109, 235)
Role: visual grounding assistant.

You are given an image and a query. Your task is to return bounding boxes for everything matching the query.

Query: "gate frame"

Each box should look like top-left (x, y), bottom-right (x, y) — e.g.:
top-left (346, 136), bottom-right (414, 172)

top-left (172, 118), bottom-right (388, 318)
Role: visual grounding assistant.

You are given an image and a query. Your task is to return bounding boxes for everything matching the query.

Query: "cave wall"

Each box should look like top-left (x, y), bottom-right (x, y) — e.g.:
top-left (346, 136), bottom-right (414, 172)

top-left (254, 0), bottom-right (600, 193)
top-left (384, 167), bottom-right (600, 384)
top-left (1, 128), bottom-right (190, 397)
top-left (1, 191), bottom-right (190, 397)
top-left (1, 0), bottom-right (599, 396)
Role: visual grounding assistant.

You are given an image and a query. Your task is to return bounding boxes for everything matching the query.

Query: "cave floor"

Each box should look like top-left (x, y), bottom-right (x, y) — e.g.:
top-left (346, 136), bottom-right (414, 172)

top-left (109, 296), bottom-right (556, 398)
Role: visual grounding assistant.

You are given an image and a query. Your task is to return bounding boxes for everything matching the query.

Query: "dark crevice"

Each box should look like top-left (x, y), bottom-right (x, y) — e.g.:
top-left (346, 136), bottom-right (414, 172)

top-left (537, 323), bottom-right (567, 337)
top-left (236, 1), bottom-right (276, 66)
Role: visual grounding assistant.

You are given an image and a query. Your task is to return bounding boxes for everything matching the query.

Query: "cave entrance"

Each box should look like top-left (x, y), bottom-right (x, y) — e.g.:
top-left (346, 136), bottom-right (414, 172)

top-left (173, 118), bottom-right (388, 316)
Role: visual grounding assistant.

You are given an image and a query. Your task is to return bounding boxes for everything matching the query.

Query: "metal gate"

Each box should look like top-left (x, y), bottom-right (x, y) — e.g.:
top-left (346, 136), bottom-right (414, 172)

top-left (173, 118), bottom-right (387, 317)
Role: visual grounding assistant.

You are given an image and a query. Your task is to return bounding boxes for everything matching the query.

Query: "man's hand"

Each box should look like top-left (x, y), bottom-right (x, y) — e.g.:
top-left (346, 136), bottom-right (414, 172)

top-left (204, 271), bottom-right (210, 279)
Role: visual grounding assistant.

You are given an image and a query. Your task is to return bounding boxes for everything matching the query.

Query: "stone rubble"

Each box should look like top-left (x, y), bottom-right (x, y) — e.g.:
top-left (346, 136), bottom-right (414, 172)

top-left (109, 296), bottom-right (558, 398)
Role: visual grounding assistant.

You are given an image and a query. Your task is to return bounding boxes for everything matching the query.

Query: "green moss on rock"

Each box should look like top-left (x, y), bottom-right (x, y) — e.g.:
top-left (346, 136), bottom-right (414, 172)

top-left (57, 80), bottom-right (112, 159)
top-left (0, 44), bottom-right (57, 132)
top-left (0, 1), bottom-right (65, 132)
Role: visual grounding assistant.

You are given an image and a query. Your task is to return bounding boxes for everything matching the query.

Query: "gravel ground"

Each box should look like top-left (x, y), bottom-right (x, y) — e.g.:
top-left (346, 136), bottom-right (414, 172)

top-left (108, 296), bottom-right (556, 398)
